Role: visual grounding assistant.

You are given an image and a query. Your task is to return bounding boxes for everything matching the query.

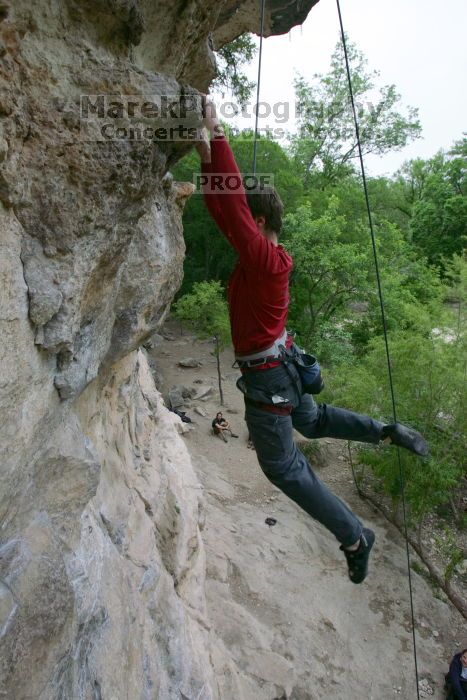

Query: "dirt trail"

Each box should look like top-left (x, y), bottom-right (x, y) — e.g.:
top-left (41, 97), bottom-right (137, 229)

top-left (149, 323), bottom-right (465, 700)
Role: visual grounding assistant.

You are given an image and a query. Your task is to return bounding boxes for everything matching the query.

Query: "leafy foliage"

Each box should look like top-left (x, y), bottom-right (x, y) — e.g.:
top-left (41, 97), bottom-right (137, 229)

top-left (212, 35), bottom-right (257, 108)
top-left (174, 281), bottom-right (231, 404)
top-left (407, 150), bottom-right (467, 266)
top-left (328, 323), bottom-right (466, 522)
top-left (293, 38), bottom-right (421, 184)
top-left (173, 280), bottom-right (230, 347)
top-left (283, 197), bottom-right (371, 347)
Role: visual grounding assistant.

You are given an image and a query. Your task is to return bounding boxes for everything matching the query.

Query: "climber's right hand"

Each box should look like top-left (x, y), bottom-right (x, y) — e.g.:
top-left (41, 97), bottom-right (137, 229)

top-left (195, 130), bottom-right (211, 163)
top-left (201, 95), bottom-right (223, 137)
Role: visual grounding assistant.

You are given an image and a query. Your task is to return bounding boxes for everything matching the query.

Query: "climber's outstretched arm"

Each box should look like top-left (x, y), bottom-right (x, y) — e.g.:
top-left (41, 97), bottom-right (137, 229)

top-left (194, 112), bottom-right (228, 231)
top-left (195, 98), bottom-right (277, 271)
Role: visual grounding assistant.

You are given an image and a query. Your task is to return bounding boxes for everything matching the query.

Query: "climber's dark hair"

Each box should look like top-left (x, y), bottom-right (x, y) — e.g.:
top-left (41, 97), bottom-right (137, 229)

top-left (245, 183), bottom-right (284, 234)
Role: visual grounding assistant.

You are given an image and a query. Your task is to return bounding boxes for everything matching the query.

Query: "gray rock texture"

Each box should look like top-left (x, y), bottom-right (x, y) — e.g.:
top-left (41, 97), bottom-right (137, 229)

top-left (0, 1), bottom-right (319, 698)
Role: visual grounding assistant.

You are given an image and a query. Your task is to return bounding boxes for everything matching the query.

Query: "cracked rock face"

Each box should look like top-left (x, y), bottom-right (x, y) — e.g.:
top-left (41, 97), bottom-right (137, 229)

top-left (0, 0), bottom-right (318, 399)
top-left (0, 0), bottom-right (319, 697)
top-left (1, 351), bottom-right (218, 699)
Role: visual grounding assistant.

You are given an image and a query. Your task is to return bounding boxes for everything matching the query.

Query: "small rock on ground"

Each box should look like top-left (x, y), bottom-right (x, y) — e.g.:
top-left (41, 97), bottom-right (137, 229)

top-left (179, 358), bottom-right (203, 368)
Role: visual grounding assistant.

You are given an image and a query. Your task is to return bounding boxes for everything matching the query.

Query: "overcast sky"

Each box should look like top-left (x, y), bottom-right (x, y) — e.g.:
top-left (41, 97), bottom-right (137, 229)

top-left (217, 0), bottom-right (467, 177)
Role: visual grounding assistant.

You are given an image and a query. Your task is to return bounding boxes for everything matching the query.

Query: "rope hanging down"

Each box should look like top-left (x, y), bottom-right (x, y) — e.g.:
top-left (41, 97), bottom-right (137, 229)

top-left (252, 0), bottom-right (266, 175)
top-left (335, 1), bottom-right (420, 697)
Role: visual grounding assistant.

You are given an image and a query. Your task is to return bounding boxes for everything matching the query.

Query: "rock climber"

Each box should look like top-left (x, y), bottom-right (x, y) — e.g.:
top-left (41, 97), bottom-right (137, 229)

top-left (194, 97), bottom-right (428, 584)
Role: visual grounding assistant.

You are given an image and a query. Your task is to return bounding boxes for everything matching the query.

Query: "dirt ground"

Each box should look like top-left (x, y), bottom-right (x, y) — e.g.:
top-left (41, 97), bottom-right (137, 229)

top-left (148, 322), bottom-right (465, 700)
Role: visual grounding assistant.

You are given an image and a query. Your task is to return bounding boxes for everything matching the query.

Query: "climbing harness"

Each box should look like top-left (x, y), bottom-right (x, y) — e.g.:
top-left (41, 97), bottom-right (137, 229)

top-left (234, 328), bottom-right (288, 367)
top-left (250, 1), bottom-right (421, 697)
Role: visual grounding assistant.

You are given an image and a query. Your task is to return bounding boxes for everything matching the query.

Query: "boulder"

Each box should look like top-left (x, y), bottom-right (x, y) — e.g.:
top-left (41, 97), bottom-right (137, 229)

top-left (179, 357), bottom-right (203, 368)
top-left (168, 384), bottom-right (187, 408)
top-left (193, 385), bottom-right (214, 400)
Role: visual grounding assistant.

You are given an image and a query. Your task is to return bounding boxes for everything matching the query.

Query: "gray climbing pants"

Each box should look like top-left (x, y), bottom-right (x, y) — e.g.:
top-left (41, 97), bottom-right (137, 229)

top-left (242, 364), bottom-right (384, 547)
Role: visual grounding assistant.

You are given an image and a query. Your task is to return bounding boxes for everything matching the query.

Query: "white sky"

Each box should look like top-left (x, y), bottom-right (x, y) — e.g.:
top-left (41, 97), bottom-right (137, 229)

top-left (215, 0), bottom-right (467, 177)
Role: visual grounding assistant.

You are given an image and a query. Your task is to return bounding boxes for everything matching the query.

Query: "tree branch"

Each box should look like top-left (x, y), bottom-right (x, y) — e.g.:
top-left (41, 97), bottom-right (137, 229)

top-left (355, 488), bottom-right (467, 619)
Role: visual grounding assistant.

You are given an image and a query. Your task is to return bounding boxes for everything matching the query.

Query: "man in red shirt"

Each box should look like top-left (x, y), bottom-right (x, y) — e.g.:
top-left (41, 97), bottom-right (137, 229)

top-left (195, 99), bottom-right (428, 584)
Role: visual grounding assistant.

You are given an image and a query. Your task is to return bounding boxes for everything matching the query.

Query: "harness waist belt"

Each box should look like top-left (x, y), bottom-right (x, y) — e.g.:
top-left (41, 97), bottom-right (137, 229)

top-left (235, 329), bottom-right (288, 366)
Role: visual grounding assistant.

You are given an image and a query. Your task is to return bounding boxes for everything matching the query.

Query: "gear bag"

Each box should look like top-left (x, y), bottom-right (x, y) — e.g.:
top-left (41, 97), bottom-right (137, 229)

top-left (291, 348), bottom-right (324, 395)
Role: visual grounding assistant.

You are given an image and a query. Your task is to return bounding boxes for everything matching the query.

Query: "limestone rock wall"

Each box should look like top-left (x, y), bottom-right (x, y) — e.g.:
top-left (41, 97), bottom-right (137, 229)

top-left (0, 1), bottom-right (318, 697)
top-left (1, 348), bottom-right (215, 698)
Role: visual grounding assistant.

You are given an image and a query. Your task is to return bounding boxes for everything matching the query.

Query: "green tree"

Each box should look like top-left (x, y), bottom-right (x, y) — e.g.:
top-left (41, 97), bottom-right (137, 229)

top-left (329, 326), bottom-right (466, 523)
top-left (408, 151), bottom-right (467, 266)
top-left (392, 140), bottom-right (467, 267)
top-left (351, 221), bottom-right (443, 349)
top-left (282, 191), bottom-right (444, 361)
top-left (283, 197), bottom-right (371, 354)
top-left (293, 37), bottom-right (421, 184)
top-left (212, 35), bottom-right (256, 108)
top-left (173, 281), bottom-right (231, 404)
top-left (443, 252), bottom-right (467, 337)
top-left (450, 136), bottom-right (467, 159)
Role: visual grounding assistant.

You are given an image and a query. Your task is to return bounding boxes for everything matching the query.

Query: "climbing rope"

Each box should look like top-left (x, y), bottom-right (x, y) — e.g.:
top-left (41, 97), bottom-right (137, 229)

top-left (335, 1), bottom-right (420, 696)
top-left (347, 441), bottom-right (363, 497)
top-left (252, 0), bottom-right (266, 175)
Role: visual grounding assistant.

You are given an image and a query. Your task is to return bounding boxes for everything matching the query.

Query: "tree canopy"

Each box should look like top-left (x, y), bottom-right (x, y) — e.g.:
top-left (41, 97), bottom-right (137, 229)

top-left (292, 38), bottom-right (422, 184)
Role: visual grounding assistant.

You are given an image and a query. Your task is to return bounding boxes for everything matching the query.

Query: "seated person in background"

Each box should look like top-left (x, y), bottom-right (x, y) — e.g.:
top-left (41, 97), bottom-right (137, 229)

top-left (212, 412), bottom-right (238, 442)
top-left (445, 649), bottom-right (467, 699)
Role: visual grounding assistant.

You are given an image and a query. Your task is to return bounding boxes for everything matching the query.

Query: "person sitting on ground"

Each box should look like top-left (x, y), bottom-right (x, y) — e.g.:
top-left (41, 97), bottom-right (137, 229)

top-left (445, 649), bottom-right (467, 699)
top-left (212, 412), bottom-right (238, 442)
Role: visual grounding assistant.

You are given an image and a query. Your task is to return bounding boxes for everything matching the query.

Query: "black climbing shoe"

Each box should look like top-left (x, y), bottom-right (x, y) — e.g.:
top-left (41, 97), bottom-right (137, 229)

top-left (381, 423), bottom-right (429, 457)
top-left (340, 528), bottom-right (375, 584)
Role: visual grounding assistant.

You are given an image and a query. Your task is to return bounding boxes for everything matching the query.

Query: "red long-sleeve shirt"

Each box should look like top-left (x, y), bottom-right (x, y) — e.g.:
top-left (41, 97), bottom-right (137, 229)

top-left (201, 136), bottom-right (292, 355)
